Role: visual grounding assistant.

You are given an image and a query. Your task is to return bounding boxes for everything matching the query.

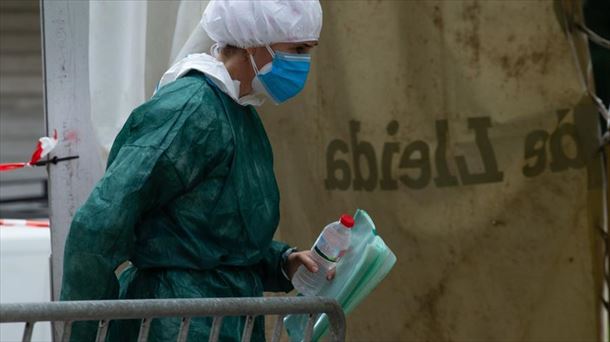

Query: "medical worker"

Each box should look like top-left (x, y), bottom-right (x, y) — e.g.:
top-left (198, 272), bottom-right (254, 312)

top-left (60, 1), bottom-right (323, 341)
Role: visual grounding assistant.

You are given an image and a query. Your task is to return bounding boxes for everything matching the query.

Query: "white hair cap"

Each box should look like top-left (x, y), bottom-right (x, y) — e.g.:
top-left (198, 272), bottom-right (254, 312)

top-left (201, 0), bottom-right (323, 48)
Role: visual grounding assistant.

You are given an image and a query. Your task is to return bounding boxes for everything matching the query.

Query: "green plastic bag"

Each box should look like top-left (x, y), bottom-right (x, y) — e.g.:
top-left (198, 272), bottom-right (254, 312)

top-left (284, 209), bottom-right (396, 341)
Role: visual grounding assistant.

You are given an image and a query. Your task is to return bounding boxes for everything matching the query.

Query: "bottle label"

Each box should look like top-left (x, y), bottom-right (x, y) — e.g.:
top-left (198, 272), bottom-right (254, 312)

top-left (314, 235), bottom-right (345, 262)
top-left (314, 245), bottom-right (338, 262)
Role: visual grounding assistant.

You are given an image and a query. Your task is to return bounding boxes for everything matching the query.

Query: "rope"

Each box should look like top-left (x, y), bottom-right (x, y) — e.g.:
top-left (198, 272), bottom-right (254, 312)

top-left (560, 3), bottom-right (610, 127)
top-left (559, 3), bottom-right (610, 341)
top-left (575, 22), bottom-right (610, 50)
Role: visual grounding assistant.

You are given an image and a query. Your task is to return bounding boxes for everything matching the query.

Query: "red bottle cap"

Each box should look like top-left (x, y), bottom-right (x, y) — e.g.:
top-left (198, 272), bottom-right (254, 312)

top-left (340, 214), bottom-right (354, 228)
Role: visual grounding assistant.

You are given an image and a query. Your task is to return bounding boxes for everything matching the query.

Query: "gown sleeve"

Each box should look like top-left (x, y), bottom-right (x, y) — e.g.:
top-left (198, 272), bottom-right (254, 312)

top-left (255, 240), bottom-right (294, 293)
top-left (60, 75), bottom-right (222, 340)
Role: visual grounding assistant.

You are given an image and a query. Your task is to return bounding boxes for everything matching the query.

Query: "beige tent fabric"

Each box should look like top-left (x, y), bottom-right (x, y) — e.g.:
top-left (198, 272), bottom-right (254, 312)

top-left (84, 0), bottom-right (604, 340)
top-left (258, 1), bottom-right (603, 340)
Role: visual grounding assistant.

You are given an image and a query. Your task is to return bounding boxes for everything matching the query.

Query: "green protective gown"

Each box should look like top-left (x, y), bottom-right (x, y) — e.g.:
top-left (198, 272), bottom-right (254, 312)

top-left (60, 70), bottom-right (293, 341)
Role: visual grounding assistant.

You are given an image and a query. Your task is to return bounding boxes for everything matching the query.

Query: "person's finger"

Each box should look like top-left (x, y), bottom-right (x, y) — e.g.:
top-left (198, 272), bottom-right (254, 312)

top-left (298, 253), bottom-right (319, 273)
top-left (326, 267), bottom-right (336, 281)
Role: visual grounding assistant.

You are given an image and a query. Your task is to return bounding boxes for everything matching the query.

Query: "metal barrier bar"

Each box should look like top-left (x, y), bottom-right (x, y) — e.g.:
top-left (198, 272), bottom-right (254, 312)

top-left (22, 322), bottom-right (34, 342)
top-left (303, 313), bottom-right (316, 341)
top-left (270, 315), bottom-right (284, 342)
top-left (137, 318), bottom-right (151, 342)
top-left (1, 297), bottom-right (346, 342)
top-left (61, 321), bottom-right (72, 342)
top-left (94, 319), bottom-right (109, 342)
top-left (208, 316), bottom-right (223, 342)
top-left (240, 315), bottom-right (255, 342)
top-left (176, 317), bottom-right (191, 342)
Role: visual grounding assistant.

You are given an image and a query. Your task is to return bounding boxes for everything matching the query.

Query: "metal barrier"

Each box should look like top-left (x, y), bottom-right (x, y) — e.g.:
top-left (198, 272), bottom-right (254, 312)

top-left (0, 297), bottom-right (346, 342)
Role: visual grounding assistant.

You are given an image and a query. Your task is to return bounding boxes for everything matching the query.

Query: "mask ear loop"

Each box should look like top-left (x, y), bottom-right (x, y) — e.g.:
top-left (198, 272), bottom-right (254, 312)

top-left (247, 50), bottom-right (267, 101)
top-left (249, 45), bottom-right (275, 75)
top-left (265, 44), bottom-right (276, 58)
top-left (248, 53), bottom-right (260, 75)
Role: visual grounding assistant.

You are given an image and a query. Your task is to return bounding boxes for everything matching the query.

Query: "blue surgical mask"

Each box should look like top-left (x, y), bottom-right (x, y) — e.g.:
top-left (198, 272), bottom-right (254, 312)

top-left (249, 45), bottom-right (311, 104)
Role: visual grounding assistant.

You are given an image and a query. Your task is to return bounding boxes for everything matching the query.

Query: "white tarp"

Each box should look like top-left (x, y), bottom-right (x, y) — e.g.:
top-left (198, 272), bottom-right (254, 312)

top-left (0, 226), bottom-right (52, 341)
top-left (89, 0), bottom-right (211, 155)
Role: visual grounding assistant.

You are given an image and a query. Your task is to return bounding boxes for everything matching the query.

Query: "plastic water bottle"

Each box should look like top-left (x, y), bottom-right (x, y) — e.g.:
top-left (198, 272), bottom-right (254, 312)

top-left (292, 214), bottom-right (354, 296)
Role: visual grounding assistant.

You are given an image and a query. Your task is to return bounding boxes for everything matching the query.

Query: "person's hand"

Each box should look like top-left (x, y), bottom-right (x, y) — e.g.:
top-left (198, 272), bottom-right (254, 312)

top-left (286, 250), bottom-right (336, 281)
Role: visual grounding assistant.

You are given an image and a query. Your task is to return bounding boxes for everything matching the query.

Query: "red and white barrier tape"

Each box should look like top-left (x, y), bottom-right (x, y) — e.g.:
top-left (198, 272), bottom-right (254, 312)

top-left (0, 130), bottom-right (58, 172)
top-left (0, 219), bottom-right (50, 228)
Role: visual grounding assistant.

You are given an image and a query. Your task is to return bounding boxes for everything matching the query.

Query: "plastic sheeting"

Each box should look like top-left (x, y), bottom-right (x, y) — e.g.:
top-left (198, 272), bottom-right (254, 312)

top-left (89, 0), bottom-right (211, 155)
top-left (0, 226), bottom-right (52, 341)
top-left (85, 1), bottom-right (605, 340)
top-left (284, 209), bottom-right (396, 341)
